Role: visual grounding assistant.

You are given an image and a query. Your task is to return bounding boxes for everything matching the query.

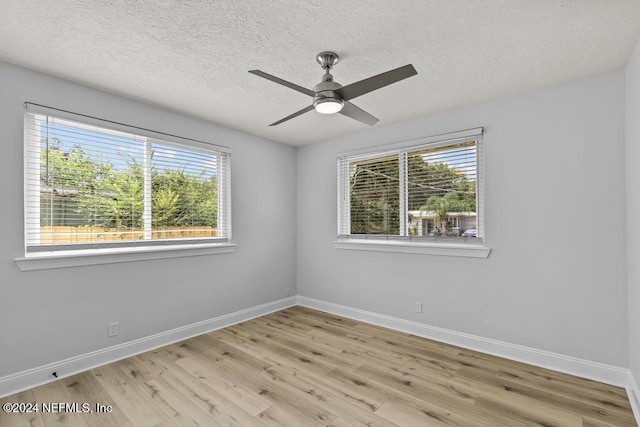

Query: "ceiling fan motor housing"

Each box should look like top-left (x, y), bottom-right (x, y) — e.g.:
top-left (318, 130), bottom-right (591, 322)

top-left (313, 80), bottom-right (344, 114)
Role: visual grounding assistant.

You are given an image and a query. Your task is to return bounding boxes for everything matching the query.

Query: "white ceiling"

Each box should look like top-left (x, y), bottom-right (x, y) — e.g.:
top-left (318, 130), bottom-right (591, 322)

top-left (1, 1), bottom-right (639, 146)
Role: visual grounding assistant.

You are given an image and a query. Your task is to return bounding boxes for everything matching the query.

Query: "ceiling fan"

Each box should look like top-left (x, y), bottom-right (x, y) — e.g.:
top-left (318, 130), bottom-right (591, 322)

top-left (249, 52), bottom-right (417, 126)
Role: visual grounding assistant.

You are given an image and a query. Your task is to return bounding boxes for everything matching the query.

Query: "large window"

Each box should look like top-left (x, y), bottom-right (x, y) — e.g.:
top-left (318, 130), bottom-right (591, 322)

top-left (337, 128), bottom-right (484, 247)
top-left (24, 104), bottom-right (231, 255)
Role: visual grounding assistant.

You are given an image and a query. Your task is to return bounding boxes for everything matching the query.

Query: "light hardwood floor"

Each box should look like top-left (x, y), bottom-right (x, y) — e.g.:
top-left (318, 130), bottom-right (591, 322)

top-left (0, 306), bottom-right (636, 426)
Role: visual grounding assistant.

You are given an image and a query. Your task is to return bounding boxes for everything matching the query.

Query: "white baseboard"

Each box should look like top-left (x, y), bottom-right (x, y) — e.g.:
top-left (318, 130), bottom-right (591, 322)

top-left (0, 296), bottom-right (297, 399)
top-left (297, 296), bottom-right (630, 388)
top-left (628, 371), bottom-right (640, 424)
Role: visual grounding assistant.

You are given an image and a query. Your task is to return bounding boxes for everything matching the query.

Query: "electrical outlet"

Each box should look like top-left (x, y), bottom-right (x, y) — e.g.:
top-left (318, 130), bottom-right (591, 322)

top-left (108, 322), bottom-right (119, 337)
top-left (415, 301), bottom-right (423, 313)
top-left (285, 287), bottom-right (292, 297)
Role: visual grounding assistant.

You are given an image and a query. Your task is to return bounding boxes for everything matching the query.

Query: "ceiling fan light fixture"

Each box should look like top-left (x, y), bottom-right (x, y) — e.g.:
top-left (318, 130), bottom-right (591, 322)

top-left (313, 97), bottom-right (344, 114)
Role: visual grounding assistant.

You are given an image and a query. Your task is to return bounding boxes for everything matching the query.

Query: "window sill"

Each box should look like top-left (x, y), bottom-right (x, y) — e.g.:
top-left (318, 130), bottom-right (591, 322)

top-left (15, 243), bottom-right (237, 271)
top-left (333, 239), bottom-right (490, 258)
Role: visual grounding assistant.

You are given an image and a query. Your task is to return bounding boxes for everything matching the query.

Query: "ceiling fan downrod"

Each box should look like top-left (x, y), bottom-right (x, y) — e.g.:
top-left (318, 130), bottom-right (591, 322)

top-left (313, 51), bottom-right (343, 113)
top-left (317, 51), bottom-right (339, 82)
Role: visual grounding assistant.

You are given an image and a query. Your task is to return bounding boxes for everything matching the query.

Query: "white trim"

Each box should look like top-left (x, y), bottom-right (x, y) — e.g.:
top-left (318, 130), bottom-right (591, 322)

top-left (628, 371), bottom-right (640, 424)
top-left (15, 243), bottom-right (237, 271)
top-left (0, 296), bottom-right (297, 398)
top-left (334, 239), bottom-right (491, 258)
top-left (296, 296), bottom-right (630, 387)
top-left (476, 133), bottom-right (486, 239)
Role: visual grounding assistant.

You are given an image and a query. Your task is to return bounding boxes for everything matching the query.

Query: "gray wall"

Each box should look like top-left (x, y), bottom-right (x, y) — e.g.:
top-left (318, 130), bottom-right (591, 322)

top-left (626, 37), bottom-right (640, 385)
top-left (297, 70), bottom-right (628, 366)
top-left (0, 61), bottom-right (297, 376)
top-left (1, 56), bottom-right (634, 380)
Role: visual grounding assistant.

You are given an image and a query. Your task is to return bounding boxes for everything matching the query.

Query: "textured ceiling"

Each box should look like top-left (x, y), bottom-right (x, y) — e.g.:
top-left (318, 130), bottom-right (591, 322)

top-left (1, 1), bottom-right (640, 146)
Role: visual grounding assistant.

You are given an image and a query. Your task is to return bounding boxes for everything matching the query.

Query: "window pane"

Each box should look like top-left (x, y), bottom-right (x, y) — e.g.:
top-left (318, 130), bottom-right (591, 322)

top-left (37, 117), bottom-right (145, 244)
top-left (406, 140), bottom-right (477, 238)
top-left (150, 141), bottom-right (218, 239)
top-left (349, 155), bottom-right (400, 235)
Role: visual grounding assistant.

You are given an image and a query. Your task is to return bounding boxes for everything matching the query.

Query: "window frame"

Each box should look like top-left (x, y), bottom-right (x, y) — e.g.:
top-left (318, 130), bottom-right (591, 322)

top-left (335, 127), bottom-right (490, 258)
top-left (17, 103), bottom-right (235, 270)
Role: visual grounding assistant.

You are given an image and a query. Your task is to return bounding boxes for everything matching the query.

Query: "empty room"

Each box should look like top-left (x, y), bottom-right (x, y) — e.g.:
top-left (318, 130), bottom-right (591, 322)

top-left (1, 1), bottom-right (640, 426)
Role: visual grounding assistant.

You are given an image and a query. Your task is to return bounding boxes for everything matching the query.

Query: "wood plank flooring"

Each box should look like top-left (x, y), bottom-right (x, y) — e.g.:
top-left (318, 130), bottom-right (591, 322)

top-left (0, 307), bottom-right (636, 426)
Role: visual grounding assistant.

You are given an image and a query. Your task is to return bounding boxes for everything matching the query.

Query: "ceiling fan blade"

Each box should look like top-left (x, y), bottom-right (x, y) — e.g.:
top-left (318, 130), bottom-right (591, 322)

top-left (335, 64), bottom-right (417, 101)
top-left (249, 70), bottom-right (316, 97)
top-left (339, 101), bottom-right (379, 126)
top-left (269, 105), bottom-right (315, 126)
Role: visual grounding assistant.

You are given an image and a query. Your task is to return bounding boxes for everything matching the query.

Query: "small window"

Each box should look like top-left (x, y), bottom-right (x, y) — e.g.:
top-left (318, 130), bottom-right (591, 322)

top-left (24, 104), bottom-right (231, 255)
top-left (337, 128), bottom-right (484, 246)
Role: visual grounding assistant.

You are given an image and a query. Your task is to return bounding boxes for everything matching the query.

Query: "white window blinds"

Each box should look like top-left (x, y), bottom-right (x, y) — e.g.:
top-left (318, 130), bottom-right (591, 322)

top-left (337, 128), bottom-right (483, 244)
top-left (24, 104), bottom-right (231, 254)
top-left (348, 154), bottom-right (401, 235)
